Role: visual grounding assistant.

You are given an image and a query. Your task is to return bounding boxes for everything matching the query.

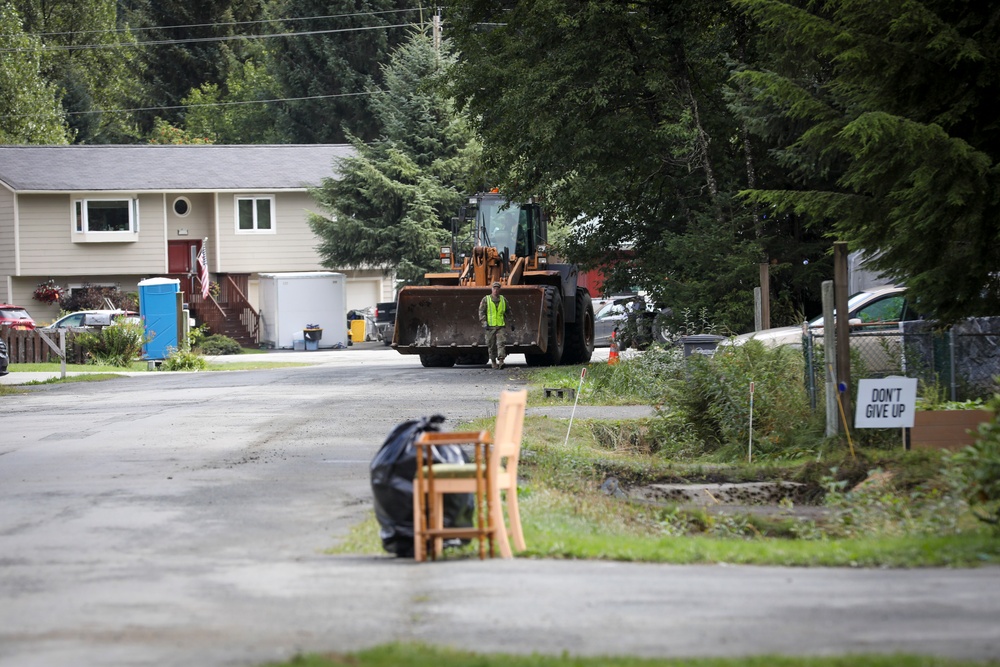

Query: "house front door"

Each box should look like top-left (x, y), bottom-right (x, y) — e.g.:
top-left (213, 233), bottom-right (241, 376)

top-left (168, 240), bottom-right (201, 298)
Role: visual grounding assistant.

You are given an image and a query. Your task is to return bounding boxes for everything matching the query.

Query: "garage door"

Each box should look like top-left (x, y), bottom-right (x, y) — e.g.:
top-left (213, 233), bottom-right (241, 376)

top-left (346, 280), bottom-right (379, 311)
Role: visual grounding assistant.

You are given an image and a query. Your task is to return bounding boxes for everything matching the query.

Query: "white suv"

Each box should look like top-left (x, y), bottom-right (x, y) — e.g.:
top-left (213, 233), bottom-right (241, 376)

top-left (41, 310), bottom-right (139, 330)
top-left (727, 285), bottom-right (923, 374)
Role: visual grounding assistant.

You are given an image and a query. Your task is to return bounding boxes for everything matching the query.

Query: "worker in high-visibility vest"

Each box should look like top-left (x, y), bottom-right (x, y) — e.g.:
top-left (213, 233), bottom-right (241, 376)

top-left (479, 281), bottom-right (513, 369)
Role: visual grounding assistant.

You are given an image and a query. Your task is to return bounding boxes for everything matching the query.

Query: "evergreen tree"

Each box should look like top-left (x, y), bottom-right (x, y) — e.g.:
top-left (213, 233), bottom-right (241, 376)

top-left (308, 30), bottom-right (481, 285)
top-left (0, 3), bottom-right (70, 143)
top-left (267, 0), bottom-right (422, 143)
top-left (733, 0), bottom-right (1000, 322)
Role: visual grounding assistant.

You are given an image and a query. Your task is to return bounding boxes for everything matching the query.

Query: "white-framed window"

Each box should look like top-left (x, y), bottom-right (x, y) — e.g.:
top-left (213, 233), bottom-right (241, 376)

top-left (72, 198), bottom-right (139, 242)
top-left (235, 195), bottom-right (275, 234)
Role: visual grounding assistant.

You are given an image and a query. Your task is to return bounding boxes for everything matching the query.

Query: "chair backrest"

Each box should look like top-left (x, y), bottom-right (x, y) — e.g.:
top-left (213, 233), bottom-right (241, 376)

top-left (491, 389), bottom-right (527, 476)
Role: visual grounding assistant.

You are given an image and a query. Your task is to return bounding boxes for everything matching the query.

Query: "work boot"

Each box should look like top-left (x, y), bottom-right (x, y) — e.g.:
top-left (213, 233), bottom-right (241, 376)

top-left (491, 360), bottom-right (498, 369)
top-left (498, 359), bottom-right (505, 369)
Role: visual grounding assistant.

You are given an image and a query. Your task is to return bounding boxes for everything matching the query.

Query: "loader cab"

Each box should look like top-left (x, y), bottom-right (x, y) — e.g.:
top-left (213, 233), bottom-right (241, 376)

top-left (467, 193), bottom-right (545, 260)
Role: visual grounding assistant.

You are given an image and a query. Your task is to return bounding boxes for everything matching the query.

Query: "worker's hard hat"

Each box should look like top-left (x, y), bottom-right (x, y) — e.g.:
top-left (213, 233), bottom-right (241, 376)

top-left (492, 282), bottom-right (501, 288)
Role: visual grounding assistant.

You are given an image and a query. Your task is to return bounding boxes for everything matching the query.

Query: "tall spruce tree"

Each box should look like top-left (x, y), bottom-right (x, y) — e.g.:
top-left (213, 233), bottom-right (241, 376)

top-left (308, 29), bottom-right (480, 285)
top-left (733, 0), bottom-right (1000, 322)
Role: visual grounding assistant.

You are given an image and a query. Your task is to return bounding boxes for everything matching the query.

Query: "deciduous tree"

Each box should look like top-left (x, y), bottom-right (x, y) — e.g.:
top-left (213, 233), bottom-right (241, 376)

top-left (0, 4), bottom-right (69, 143)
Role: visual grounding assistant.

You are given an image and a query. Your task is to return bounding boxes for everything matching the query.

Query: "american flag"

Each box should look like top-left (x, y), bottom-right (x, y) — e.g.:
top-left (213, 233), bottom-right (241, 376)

top-left (197, 240), bottom-right (210, 299)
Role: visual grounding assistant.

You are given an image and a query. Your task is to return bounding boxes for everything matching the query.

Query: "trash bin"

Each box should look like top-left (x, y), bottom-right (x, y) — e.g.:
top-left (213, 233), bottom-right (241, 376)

top-left (303, 326), bottom-right (322, 351)
top-left (680, 334), bottom-right (726, 357)
top-left (349, 319), bottom-right (366, 343)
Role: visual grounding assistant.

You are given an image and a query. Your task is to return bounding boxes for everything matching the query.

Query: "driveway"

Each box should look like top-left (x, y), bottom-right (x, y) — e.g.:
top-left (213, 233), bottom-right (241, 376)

top-left (0, 346), bottom-right (998, 666)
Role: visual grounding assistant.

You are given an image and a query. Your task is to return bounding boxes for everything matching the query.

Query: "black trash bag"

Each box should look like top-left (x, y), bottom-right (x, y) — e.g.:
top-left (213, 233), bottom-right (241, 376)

top-left (370, 414), bottom-right (475, 557)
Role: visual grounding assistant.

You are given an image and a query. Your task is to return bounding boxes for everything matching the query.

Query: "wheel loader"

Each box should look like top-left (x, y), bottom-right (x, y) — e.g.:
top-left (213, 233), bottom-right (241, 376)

top-left (393, 191), bottom-right (595, 367)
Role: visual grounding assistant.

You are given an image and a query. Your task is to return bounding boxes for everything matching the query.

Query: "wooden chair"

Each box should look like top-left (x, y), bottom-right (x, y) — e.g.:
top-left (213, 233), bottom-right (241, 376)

top-left (412, 389), bottom-right (528, 560)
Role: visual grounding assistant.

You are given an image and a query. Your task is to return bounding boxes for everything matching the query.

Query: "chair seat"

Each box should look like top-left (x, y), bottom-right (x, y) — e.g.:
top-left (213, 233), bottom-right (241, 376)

top-left (424, 462), bottom-right (485, 478)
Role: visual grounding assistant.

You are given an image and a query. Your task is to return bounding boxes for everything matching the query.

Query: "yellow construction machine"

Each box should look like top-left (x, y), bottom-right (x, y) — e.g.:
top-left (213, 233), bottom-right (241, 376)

top-left (393, 191), bottom-right (595, 367)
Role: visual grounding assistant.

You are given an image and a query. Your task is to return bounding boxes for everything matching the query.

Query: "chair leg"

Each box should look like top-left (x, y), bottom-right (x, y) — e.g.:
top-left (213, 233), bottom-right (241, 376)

top-left (431, 491), bottom-right (445, 558)
top-left (490, 486), bottom-right (513, 558)
top-left (506, 487), bottom-right (526, 552)
top-left (412, 485), bottom-right (426, 562)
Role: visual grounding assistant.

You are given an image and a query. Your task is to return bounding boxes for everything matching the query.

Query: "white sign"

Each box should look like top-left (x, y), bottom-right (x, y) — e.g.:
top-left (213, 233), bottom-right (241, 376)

top-left (854, 377), bottom-right (918, 428)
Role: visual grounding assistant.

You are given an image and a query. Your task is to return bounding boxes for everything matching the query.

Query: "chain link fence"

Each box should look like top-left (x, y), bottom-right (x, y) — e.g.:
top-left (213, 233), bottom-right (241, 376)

top-left (804, 317), bottom-right (1000, 408)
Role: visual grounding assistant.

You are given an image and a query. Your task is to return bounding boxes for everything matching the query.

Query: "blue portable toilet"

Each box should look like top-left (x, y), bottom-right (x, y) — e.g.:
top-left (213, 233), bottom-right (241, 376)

top-left (138, 278), bottom-right (180, 360)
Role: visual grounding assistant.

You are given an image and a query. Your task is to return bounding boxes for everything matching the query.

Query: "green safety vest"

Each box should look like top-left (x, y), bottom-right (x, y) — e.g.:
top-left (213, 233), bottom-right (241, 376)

top-left (485, 296), bottom-right (507, 327)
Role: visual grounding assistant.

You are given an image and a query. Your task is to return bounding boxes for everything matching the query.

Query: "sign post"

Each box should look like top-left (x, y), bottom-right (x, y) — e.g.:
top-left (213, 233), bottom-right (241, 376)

top-left (564, 367), bottom-right (588, 448)
top-left (748, 381), bottom-right (755, 463)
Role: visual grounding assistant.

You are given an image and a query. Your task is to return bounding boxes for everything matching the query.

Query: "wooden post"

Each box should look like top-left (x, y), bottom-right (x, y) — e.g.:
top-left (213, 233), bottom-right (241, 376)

top-left (759, 263), bottom-right (771, 331)
top-left (753, 287), bottom-right (762, 331)
top-left (822, 280), bottom-right (838, 436)
top-left (833, 242), bottom-right (852, 428)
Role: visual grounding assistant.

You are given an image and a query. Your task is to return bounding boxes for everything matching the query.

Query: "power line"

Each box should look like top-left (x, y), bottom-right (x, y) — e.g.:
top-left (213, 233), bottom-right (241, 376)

top-left (2, 8), bottom-right (423, 40)
top-left (0, 22), bottom-right (420, 54)
top-left (0, 91), bottom-right (384, 120)
top-left (73, 91), bottom-right (381, 116)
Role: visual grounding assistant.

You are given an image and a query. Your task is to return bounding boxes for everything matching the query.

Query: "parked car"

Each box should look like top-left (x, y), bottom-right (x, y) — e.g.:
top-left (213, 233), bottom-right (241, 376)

top-left (0, 338), bottom-right (8, 375)
top-left (374, 300), bottom-right (397, 346)
top-left (729, 286), bottom-right (916, 348)
top-left (593, 294), bottom-right (672, 349)
top-left (41, 309), bottom-right (138, 330)
top-left (726, 285), bottom-right (921, 374)
top-left (0, 304), bottom-right (35, 330)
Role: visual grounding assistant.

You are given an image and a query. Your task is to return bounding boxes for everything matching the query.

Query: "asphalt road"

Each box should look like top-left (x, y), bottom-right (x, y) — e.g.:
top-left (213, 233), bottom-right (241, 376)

top-left (1, 345), bottom-right (998, 667)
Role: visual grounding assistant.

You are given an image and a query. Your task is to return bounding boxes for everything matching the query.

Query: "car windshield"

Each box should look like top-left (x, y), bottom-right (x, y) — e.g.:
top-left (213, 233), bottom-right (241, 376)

top-left (596, 302), bottom-right (626, 319)
top-left (809, 292), bottom-right (902, 327)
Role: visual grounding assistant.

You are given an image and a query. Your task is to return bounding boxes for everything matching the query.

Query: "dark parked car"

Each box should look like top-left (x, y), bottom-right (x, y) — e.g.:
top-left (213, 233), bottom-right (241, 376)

top-left (375, 300), bottom-right (397, 346)
top-left (593, 295), bottom-right (672, 349)
top-left (0, 338), bottom-right (8, 375)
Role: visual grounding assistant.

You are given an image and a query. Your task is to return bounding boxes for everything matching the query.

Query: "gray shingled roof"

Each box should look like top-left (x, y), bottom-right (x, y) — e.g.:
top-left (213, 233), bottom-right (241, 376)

top-left (0, 144), bottom-right (354, 192)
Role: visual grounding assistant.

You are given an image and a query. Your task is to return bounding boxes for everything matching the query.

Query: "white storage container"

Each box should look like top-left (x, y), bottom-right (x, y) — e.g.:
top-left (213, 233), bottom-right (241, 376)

top-left (258, 272), bottom-right (348, 349)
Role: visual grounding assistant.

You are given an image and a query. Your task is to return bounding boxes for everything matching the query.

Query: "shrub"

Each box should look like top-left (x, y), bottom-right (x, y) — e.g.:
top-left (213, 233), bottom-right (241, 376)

top-left (665, 339), bottom-right (816, 460)
top-left (948, 394), bottom-right (1000, 530)
top-left (60, 284), bottom-right (136, 312)
top-left (197, 334), bottom-right (242, 356)
top-left (75, 320), bottom-right (147, 367)
top-left (161, 346), bottom-right (208, 371)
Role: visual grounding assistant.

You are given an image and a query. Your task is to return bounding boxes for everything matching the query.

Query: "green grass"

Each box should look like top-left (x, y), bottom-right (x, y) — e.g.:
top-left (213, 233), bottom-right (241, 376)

top-left (10, 361), bottom-right (150, 372)
top-left (262, 643), bottom-right (998, 667)
top-left (344, 407), bottom-right (999, 568)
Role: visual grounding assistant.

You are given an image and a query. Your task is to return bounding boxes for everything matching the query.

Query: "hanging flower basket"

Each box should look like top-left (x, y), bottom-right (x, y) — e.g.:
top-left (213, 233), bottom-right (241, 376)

top-left (33, 279), bottom-right (64, 305)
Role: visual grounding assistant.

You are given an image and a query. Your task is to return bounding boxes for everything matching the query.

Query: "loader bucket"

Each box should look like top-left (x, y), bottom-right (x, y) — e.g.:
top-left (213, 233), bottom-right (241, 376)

top-left (393, 285), bottom-right (551, 357)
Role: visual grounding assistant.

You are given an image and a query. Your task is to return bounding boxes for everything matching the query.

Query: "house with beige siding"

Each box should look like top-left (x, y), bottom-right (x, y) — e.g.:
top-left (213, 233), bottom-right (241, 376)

top-left (0, 144), bottom-right (394, 344)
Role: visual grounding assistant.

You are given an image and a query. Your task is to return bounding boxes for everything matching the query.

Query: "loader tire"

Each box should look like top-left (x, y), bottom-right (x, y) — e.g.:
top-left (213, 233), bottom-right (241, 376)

top-left (525, 286), bottom-right (564, 367)
top-left (419, 352), bottom-right (456, 368)
top-left (561, 288), bottom-right (595, 364)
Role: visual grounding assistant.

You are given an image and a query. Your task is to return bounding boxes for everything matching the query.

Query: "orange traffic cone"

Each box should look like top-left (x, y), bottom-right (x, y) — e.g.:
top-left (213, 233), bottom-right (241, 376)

top-left (608, 330), bottom-right (620, 365)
